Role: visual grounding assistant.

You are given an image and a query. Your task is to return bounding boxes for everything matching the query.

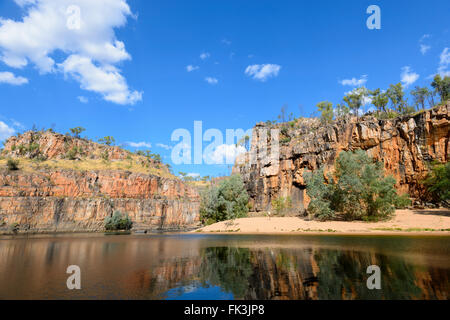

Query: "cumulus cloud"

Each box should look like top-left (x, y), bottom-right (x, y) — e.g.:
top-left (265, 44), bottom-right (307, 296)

top-left (206, 144), bottom-right (246, 165)
top-left (419, 34), bottom-right (431, 55)
top-left (245, 64), bottom-right (281, 81)
top-left (0, 71), bottom-right (28, 85)
top-left (400, 66), bottom-right (419, 87)
top-left (156, 143), bottom-right (171, 150)
top-left (186, 172), bottom-right (200, 178)
top-left (420, 44), bottom-right (431, 55)
top-left (339, 75), bottom-right (367, 87)
top-left (0, 0), bottom-right (141, 105)
top-left (125, 141), bottom-right (151, 148)
top-left (0, 121), bottom-right (15, 141)
top-left (205, 77), bottom-right (218, 85)
top-left (200, 52), bottom-right (210, 60)
top-left (77, 96), bottom-right (88, 103)
top-left (438, 47), bottom-right (450, 77)
top-left (186, 65), bottom-right (199, 72)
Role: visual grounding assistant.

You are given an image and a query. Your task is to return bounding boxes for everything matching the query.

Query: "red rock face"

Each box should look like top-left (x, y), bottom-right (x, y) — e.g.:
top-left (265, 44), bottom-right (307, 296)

top-left (232, 104), bottom-right (449, 213)
top-left (0, 169), bottom-right (200, 232)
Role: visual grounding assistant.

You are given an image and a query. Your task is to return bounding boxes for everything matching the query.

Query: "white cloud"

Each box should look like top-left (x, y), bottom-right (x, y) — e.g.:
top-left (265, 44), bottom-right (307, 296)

top-left (125, 141), bottom-right (151, 148)
top-left (0, 71), bottom-right (28, 85)
top-left (186, 65), bottom-right (199, 72)
top-left (339, 75), bottom-right (367, 87)
top-left (156, 143), bottom-right (171, 150)
top-left (200, 52), bottom-right (210, 60)
top-left (0, 0), bottom-right (141, 105)
top-left (77, 96), bottom-right (88, 103)
top-left (420, 34), bottom-right (431, 42)
top-left (438, 47), bottom-right (450, 77)
top-left (221, 38), bottom-right (231, 45)
top-left (186, 172), bottom-right (200, 178)
top-left (205, 77), bottom-right (218, 85)
top-left (400, 66), bottom-right (419, 87)
top-left (206, 144), bottom-right (246, 165)
top-left (59, 54), bottom-right (142, 105)
top-left (245, 64), bottom-right (281, 82)
top-left (0, 121), bottom-right (15, 141)
top-left (420, 44), bottom-right (430, 55)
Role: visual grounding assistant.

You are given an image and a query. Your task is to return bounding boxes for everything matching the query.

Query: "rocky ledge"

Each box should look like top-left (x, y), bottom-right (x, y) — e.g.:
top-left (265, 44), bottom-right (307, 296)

top-left (232, 103), bottom-right (449, 214)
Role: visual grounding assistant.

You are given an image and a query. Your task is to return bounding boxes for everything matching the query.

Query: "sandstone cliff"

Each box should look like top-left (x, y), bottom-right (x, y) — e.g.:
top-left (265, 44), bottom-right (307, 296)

top-left (232, 103), bottom-right (449, 213)
top-left (0, 131), bottom-right (200, 233)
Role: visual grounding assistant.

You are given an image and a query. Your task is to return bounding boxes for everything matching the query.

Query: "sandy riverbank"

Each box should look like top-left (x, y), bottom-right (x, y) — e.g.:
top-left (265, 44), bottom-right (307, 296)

top-left (194, 209), bottom-right (450, 234)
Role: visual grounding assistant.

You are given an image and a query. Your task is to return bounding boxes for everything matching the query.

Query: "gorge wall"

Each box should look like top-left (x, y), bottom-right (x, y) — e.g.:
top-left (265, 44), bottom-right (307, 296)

top-left (232, 103), bottom-right (449, 214)
top-left (0, 131), bottom-right (200, 233)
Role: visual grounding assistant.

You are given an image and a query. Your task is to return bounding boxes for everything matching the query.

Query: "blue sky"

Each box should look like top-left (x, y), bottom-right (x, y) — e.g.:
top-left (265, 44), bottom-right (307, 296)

top-left (0, 0), bottom-right (449, 177)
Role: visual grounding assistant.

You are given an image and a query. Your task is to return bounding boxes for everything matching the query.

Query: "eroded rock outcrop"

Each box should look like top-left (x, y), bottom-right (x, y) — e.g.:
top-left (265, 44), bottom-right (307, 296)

top-left (232, 103), bottom-right (449, 213)
top-left (0, 132), bottom-right (200, 233)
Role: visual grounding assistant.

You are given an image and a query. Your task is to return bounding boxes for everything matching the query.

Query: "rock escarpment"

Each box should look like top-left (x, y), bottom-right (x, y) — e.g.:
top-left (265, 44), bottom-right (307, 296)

top-left (0, 132), bottom-right (200, 233)
top-left (232, 103), bottom-right (449, 213)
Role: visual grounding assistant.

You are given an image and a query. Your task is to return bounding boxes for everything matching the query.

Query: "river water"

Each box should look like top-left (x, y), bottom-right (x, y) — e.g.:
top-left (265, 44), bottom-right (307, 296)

top-left (0, 233), bottom-right (448, 299)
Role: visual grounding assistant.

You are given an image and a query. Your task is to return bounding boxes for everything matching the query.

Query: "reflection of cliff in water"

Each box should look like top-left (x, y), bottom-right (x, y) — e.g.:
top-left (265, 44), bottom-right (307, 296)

top-left (130, 246), bottom-right (449, 300)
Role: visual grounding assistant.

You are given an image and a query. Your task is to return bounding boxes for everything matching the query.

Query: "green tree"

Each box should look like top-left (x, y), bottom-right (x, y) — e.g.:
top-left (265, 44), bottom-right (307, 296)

top-left (386, 83), bottom-right (407, 114)
top-left (343, 87), bottom-right (368, 117)
top-left (6, 159), bottom-right (19, 171)
top-left (69, 127), bottom-right (85, 138)
top-left (410, 86), bottom-right (429, 110)
top-left (98, 136), bottom-right (115, 146)
top-left (200, 175), bottom-right (249, 224)
top-left (316, 101), bottom-right (333, 123)
top-left (305, 150), bottom-right (400, 221)
top-left (431, 74), bottom-right (450, 103)
top-left (423, 161), bottom-right (450, 202)
top-left (369, 88), bottom-right (389, 113)
top-left (104, 211), bottom-right (133, 231)
top-left (334, 103), bottom-right (349, 118)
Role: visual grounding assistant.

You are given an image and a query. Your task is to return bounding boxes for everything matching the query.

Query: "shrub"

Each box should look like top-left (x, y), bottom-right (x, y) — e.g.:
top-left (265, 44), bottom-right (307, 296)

top-left (65, 147), bottom-right (79, 160)
top-left (9, 222), bottom-right (19, 233)
top-left (271, 196), bottom-right (292, 216)
top-left (7, 159), bottom-right (19, 171)
top-left (305, 150), bottom-right (401, 221)
top-left (423, 161), bottom-right (450, 202)
top-left (200, 175), bottom-right (249, 224)
top-left (104, 211), bottom-right (133, 231)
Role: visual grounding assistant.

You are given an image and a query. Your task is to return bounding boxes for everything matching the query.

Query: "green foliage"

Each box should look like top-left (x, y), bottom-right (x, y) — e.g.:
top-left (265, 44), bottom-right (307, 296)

top-left (394, 194), bottom-right (412, 209)
top-left (334, 103), bottom-right (349, 118)
top-left (7, 159), bottom-right (19, 171)
top-left (101, 149), bottom-right (109, 161)
top-left (69, 127), bottom-right (85, 138)
top-left (98, 136), bottom-right (115, 146)
top-left (316, 101), bottom-right (333, 123)
top-left (411, 86), bottom-right (430, 110)
top-left (104, 211), bottom-right (133, 231)
top-left (386, 83), bottom-right (407, 114)
top-left (423, 161), bottom-right (450, 202)
top-left (305, 150), bottom-right (401, 221)
top-left (9, 222), bottom-right (19, 233)
top-left (343, 87), bottom-right (368, 117)
top-left (431, 75), bottom-right (450, 103)
top-left (200, 175), bottom-right (249, 224)
top-left (370, 88), bottom-right (389, 113)
top-left (65, 146), bottom-right (80, 160)
top-left (271, 196), bottom-right (292, 216)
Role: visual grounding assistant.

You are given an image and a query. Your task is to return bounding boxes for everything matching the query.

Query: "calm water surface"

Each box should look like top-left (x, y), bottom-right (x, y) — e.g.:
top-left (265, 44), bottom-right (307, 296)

top-left (0, 233), bottom-right (448, 300)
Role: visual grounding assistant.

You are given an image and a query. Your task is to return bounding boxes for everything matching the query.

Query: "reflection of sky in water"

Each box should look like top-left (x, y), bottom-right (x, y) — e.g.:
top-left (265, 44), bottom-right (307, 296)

top-left (165, 282), bottom-right (234, 300)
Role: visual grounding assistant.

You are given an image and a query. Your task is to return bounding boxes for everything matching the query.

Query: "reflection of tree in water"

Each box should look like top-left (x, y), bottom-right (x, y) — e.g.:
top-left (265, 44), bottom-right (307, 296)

top-left (315, 250), bottom-right (424, 299)
top-left (198, 247), bottom-right (254, 299)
